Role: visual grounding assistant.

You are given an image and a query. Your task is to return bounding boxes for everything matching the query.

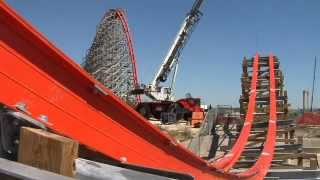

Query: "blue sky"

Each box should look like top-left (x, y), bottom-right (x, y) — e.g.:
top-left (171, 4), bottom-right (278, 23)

top-left (6, 0), bottom-right (320, 108)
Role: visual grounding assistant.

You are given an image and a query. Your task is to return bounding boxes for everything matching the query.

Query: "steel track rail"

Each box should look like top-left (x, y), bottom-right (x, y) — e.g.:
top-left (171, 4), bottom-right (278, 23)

top-left (213, 53), bottom-right (259, 170)
top-left (115, 9), bottom-right (141, 103)
top-left (238, 54), bottom-right (277, 179)
top-left (211, 54), bottom-right (277, 179)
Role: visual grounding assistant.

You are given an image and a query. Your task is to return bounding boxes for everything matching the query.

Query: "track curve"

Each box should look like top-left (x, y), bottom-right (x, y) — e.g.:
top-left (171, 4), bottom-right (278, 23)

top-left (238, 54), bottom-right (277, 179)
top-left (213, 53), bottom-right (260, 171)
top-left (116, 9), bottom-right (141, 103)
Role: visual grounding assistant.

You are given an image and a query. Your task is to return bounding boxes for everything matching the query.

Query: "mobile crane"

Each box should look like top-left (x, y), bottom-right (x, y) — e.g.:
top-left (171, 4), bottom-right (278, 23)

top-left (134, 0), bottom-right (205, 121)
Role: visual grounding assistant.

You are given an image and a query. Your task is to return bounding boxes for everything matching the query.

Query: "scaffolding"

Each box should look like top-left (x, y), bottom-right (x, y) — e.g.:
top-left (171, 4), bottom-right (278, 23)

top-left (83, 9), bottom-right (139, 105)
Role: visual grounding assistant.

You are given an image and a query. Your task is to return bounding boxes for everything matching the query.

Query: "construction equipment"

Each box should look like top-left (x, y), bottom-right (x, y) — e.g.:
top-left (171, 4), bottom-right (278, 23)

top-left (134, 0), bottom-right (205, 121)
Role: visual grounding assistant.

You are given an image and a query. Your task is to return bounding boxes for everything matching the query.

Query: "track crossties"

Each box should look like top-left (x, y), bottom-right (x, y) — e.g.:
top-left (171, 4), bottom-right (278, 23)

top-left (240, 55), bottom-right (288, 122)
top-left (210, 54), bottom-right (280, 179)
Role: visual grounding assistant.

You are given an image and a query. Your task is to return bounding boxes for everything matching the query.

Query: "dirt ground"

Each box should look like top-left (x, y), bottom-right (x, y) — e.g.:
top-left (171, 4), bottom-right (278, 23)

top-left (150, 119), bottom-right (320, 169)
top-left (295, 125), bottom-right (320, 166)
top-left (149, 119), bottom-right (200, 143)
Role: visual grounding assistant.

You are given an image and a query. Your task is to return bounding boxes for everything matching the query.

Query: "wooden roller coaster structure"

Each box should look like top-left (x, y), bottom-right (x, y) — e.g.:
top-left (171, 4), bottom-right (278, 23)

top-left (83, 9), bottom-right (140, 105)
top-left (0, 1), bottom-right (297, 179)
top-left (233, 55), bottom-right (317, 170)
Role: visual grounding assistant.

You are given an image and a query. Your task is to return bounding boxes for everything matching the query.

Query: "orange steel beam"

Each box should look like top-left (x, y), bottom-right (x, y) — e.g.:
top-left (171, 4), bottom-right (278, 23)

top-left (238, 54), bottom-right (277, 179)
top-left (0, 2), bottom-right (237, 179)
top-left (213, 53), bottom-right (259, 170)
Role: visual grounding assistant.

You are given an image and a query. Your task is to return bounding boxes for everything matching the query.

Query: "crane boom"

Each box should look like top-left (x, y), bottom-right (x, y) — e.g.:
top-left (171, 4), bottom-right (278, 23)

top-left (152, 0), bottom-right (204, 88)
top-left (130, 0), bottom-right (205, 101)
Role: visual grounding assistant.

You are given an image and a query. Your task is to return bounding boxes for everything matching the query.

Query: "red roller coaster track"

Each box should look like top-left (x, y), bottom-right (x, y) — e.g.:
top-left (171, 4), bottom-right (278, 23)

top-left (238, 54), bottom-right (277, 179)
top-left (0, 2), bottom-right (277, 179)
top-left (116, 9), bottom-right (141, 103)
top-left (213, 53), bottom-right (259, 171)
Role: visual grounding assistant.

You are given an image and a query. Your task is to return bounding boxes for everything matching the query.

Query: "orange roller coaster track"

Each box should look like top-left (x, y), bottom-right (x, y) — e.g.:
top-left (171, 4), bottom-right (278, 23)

top-left (213, 53), bottom-right (259, 171)
top-left (0, 2), bottom-right (277, 179)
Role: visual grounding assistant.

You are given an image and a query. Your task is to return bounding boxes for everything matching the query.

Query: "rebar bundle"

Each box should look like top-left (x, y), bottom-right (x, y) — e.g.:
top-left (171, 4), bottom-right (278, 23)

top-left (83, 9), bottom-right (139, 105)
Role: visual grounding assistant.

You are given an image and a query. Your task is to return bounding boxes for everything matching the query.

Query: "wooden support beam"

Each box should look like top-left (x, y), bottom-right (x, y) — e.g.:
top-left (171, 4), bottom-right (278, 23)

top-left (303, 147), bottom-right (320, 153)
top-left (241, 153), bottom-right (316, 159)
top-left (284, 131), bottom-right (289, 144)
top-left (247, 137), bottom-right (296, 143)
top-left (310, 158), bottom-right (318, 170)
top-left (18, 127), bottom-right (78, 177)
top-left (289, 128), bottom-right (295, 145)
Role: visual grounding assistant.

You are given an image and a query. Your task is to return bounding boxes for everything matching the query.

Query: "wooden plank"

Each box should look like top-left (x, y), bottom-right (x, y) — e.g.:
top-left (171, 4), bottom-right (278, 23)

top-left (303, 147), bottom-right (320, 153)
top-left (18, 127), bottom-right (78, 177)
top-left (310, 158), bottom-right (318, 170)
top-left (247, 138), bottom-right (296, 143)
